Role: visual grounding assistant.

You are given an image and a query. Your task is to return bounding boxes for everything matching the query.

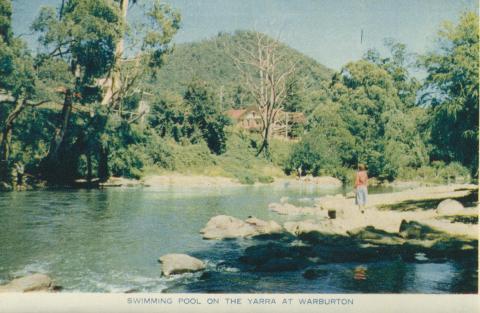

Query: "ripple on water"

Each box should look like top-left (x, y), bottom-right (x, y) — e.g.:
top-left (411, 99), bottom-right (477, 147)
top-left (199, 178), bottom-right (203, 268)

top-left (12, 262), bottom-right (51, 278)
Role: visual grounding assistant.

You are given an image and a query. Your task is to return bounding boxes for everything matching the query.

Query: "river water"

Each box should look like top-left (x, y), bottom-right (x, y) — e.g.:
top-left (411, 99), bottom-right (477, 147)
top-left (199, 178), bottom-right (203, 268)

top-left (0, 184), bottom-right (477, 293)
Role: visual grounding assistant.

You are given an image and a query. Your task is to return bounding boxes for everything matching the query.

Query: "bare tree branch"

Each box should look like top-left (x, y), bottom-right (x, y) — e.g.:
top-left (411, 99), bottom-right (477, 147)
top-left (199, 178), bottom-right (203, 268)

top-left (227, 32), bottom-right (296, 158)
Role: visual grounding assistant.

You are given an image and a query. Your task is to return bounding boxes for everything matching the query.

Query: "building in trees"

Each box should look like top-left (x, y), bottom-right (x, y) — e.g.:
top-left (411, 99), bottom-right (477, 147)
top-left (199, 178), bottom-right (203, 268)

top-left (225, 106), bottom-right (305, 139)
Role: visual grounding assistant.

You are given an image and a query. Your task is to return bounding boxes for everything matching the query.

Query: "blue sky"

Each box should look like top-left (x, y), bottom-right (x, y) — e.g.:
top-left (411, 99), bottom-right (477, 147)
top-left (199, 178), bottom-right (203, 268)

top-left (12, 0), bottom-right (478, 70)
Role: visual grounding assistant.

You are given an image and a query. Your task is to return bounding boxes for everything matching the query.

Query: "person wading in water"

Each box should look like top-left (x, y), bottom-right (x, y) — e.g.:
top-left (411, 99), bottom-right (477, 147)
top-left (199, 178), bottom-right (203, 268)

top-left (354, 164), bottom-right (368, 213)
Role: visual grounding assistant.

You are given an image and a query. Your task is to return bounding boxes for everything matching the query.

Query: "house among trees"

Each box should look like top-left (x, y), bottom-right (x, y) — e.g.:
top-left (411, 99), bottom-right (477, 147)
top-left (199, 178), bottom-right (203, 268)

top-left (225, 106), bottom-right (306, 139)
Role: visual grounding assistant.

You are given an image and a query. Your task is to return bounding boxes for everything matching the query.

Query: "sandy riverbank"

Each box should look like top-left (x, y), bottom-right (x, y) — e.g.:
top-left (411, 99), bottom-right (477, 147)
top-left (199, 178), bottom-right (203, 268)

top-left (100, 174), bottom-right (344, 188)
top-left (270, 184), bottom-right (478, 240)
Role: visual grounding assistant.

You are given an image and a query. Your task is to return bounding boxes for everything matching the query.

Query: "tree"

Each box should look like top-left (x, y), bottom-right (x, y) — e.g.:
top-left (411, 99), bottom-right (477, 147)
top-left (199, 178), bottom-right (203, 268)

top-left (328, 58), bottom-right (428, 180)
top-left (0, 0), bottom-right (59, 184)
top-left (183, 81), bottom-right (230, 154)
top-left (228, 32), bottom-right (296, 159)
top-left (422, 11), bottom-right (479, 177)
top-left (148, 92), bottom-right (187, 141)
top-left (308, 101), bottom-right (356, 166)
top-left (101, 0), bottom-right (181, 110)
top-left (32, 0), bottom-right (124, 183)
top-left (286, 129), bottom-right (342, 177)
top-left (365, 38), bottom-right (420, 108)
top-left (97, 0), bottom-right (180, 181)
top-left (31, 0), bottom-right (180, 184)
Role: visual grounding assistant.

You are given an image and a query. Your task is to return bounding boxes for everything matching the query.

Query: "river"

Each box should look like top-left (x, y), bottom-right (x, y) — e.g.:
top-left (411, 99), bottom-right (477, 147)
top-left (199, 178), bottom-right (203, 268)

top-left (0, 184), bottom-right (477, 293)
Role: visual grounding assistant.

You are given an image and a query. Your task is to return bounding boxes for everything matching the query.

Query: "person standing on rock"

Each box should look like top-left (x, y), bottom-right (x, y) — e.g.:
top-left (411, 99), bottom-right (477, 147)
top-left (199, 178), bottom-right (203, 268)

top-left (354, 164), bottom-right (368, 213)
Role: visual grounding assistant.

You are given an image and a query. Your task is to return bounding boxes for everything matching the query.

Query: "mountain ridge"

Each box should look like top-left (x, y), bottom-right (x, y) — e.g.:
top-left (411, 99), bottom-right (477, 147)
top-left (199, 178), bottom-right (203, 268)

top-left (148, 30), bottom-right (333, 110)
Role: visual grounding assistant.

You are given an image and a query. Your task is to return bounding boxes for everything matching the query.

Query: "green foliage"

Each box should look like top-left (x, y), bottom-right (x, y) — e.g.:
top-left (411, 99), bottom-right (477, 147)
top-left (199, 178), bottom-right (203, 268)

top-left (269, 138), bottom-right (293, 168)
top-left (183, 81), bottom-right (230, 154)
top-left (286, 129), bottom-right (342, 176)
top-left (0, 0), bottom-right (12, 43)
top-left (169, 140), bottom-right (216, 170)
top-left (141, 1), bottom-right (181, 69)
top-left (1, 5), bottom-right (477, 188)
top-left (33, 0), bottom-right (123, 79)
top-left (398, 161), bottom-right (470, 183)
top-left (331, 57), bottom-right (427, 180)
top-left (145, 31), bottom-right (333, 111)
top-left (307, 101), bottom-right (356, 165)
top-left (286, 38), bottom-right (432, 182)
top-left (148, 81), bottom-right (230, 155)
top-left (422, 11), bottom-right (479, 177)
top-left (148, 92), bottom-right (186, 140)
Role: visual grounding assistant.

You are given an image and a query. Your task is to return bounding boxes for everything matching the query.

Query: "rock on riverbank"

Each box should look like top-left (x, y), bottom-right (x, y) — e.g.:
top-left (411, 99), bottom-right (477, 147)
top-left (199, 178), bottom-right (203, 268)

top-left (158, 254), bottom-right (206, 276)
top-left (0, 274), bottom-right (55, 292)
top-left (269, 184), bottom-right (478, 239)
top-left (200, 215), bottom-right (283, 240)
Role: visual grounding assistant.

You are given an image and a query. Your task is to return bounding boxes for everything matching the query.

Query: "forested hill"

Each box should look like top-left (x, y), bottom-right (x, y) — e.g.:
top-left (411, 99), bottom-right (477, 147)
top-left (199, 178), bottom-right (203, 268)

top-left (148, 31), bottom-right (333, 109)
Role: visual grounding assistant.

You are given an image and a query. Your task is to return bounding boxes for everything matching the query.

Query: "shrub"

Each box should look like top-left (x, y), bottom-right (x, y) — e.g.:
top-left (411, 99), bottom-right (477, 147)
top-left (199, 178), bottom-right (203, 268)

top-left (258, 175), bottom-right (274, 184)
top-left (285, 130), bottom-right (342, 176)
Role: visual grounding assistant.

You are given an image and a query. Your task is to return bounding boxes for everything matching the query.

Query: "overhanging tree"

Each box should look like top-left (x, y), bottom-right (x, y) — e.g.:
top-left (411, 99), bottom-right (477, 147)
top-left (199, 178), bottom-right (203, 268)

top-left (422, 11), bottom-right (479, 178)
top-left (32, 0), bottom-right (123, 183)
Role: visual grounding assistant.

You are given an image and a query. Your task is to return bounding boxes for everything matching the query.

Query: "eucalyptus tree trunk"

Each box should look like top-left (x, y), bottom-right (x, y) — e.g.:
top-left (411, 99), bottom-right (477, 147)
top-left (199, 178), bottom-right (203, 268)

top-left (101, 0), bottom-right (129, 107)
top-left (47, 88), bottom-right (73, 163)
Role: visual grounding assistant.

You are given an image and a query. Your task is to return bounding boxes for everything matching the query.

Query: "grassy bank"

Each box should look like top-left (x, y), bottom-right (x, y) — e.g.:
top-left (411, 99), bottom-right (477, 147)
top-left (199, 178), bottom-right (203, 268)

top-left (141, 130), bottom-right (293, 185)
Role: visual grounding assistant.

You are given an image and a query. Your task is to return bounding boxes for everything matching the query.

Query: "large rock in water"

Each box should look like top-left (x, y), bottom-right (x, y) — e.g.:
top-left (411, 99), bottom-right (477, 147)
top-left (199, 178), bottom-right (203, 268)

top-left (200, 215), bottom-right (257, 239)
top-left (284, 220), bottom-right (347, 236)
top-left (200, 215), bottom-right (282, 240)
top-left (0, 274), bottom-right (54, 292)
top-left (158, 254), bottom-right (206, 276)
top-left (347, 226), bottom-right (406, 246)
top-left (436, 199), bottom-right (464, 216)
top-left (399, 220), bottom-right (443, 240)
top-left (245, 217), bottom-right (283, 234)
top-left (268, 202), bottom-right (319, 216)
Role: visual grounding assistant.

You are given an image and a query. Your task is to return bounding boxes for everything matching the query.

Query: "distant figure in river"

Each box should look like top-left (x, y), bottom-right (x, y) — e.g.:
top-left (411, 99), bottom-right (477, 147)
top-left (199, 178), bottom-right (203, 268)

top-left (354, 164), bottom-right (368, 213)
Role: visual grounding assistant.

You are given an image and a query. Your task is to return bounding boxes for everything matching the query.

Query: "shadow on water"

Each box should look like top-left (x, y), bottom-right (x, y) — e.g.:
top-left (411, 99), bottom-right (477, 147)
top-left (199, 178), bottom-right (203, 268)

top-left (163, 231), bottom-right (478, 293)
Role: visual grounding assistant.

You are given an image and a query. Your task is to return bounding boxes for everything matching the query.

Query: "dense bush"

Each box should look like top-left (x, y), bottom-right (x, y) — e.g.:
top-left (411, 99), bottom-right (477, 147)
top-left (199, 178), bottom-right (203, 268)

top-left (286, 130), bottom-right (342, 177)
top-left (397, 161), bottom-right (470, 183)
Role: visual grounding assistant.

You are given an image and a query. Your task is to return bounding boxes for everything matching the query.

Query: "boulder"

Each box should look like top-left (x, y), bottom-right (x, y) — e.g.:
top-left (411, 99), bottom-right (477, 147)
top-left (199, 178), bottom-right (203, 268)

top-left (0, 274), bottom-right (54, 292)
top-left (245, 217), bottom-right (283, 235)
top-left (158, 254), bottom-right (205, 276)
top-left (436, 199), bottom-right (464, 216)
top-left (200, 215), bottom-right (257, 240)
top-left (347, 226), bottom-right (406, 246)
top-left (201, 215), bottom-right (281, 239)
top-left (284, 220), bottom-right (347, 236)
top-left (399, 220), bottom-right (443, 240)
